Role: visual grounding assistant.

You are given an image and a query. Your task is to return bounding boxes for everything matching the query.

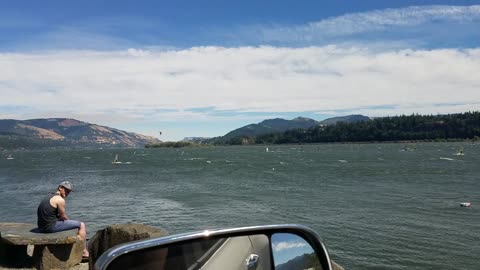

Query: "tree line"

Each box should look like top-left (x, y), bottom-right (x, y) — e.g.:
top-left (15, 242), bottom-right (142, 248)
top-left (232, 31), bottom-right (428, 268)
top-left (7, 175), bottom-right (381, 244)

top-left (220, 111), bottom-right (480, 145)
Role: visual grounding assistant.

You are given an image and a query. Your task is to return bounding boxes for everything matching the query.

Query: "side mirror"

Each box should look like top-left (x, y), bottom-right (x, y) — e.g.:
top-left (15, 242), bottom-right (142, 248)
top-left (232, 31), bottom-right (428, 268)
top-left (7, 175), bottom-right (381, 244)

top-left (95, 224), bottom-right (333, 270)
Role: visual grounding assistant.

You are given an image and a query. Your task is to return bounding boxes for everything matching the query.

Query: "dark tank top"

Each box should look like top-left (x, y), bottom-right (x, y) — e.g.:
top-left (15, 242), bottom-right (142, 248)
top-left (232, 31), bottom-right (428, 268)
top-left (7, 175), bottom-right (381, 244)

top-left (37, 193), bottom-right (59, 231)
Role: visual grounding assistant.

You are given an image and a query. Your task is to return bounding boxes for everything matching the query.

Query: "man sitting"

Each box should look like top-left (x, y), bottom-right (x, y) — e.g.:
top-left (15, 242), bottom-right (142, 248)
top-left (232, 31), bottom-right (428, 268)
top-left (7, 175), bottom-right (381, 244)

top-left (37, 181), bottom-right (89, 258)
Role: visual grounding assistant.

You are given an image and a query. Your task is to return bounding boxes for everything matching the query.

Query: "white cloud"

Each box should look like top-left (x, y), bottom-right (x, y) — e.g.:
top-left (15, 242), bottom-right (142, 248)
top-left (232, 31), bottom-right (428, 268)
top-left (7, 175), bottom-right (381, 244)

top-left (260, 5), bottom-right (480, 43)
top-left (272, 241), bottom-right (308, 252)
top-left (127, 48), bottom-right (150, 57)
top-left (0, 46), bottom-right (479, 137)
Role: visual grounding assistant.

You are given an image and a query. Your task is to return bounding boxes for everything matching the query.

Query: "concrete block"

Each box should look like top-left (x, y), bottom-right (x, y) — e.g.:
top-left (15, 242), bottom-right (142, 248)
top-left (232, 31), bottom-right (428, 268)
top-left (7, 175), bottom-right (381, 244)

top-left (33, 237), bottom-right (84, 270)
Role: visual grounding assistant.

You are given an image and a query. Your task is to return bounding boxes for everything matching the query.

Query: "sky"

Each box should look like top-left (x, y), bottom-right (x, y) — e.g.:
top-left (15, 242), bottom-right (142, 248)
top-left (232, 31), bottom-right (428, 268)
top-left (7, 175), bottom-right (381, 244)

top-left (271, 232), bottom-right (315, 265)
top-left (1, 0), bottom-right (479, 141)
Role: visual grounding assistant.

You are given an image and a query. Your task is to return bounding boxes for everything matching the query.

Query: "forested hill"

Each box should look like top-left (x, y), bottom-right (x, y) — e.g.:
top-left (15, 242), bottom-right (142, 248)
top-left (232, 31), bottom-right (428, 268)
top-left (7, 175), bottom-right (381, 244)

top-left (208, 114), bottom-right (369, 144)
top-left (223, 117), bottom-right (319, 139)
top-left (275, 253), bottom-right (320, 270)
top-left (223, 112), bottom-right (480, 145)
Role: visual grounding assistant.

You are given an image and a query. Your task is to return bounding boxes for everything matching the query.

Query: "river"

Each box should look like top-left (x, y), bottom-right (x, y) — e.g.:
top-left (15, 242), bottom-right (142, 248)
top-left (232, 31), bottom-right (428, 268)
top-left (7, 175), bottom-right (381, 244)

top-left (1, 142), bottom-right (479, 269)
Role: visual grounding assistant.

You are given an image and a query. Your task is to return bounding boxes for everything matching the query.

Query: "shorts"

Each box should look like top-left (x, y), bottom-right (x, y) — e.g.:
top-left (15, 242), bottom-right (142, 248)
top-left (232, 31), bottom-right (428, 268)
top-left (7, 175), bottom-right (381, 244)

top-left (45, 220), bottom-right (82, 233)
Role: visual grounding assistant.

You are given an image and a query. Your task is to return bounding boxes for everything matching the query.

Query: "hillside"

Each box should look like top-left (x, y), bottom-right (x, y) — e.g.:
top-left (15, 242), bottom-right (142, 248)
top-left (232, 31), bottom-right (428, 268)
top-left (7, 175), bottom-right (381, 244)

top-left (223, 117), bottom-right (320, 139)
top-left (181, 137), bottom-right (212, 143)
top-left (256, 112), bottom-right (480, 144)
top-left (276, 253), bottom-right (320, 270)
top-left (0, 118), bottom-right (160, 149)
top-left (320, 114), bottom-right (370, 125)
top-left (206, 115), bottom-right (369, 144)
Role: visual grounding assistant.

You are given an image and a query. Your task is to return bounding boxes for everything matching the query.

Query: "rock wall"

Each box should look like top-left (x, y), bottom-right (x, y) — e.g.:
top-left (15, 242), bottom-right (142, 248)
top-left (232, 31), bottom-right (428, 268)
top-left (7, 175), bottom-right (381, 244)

top-left (88, 223), bottom-right (168, 270)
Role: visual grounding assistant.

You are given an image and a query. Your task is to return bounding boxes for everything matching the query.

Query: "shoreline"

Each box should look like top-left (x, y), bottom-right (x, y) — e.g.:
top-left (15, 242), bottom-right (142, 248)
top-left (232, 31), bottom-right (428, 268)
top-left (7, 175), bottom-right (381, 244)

top-left (247, 139), bottom-right (477, 146)
top-left (2, 138), bottom-right (477, 152)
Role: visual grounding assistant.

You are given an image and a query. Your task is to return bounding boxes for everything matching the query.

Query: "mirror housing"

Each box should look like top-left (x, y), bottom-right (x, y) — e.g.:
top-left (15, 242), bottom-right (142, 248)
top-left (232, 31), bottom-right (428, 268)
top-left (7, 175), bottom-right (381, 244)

top-left (94, 224), bottom-right (333, 270)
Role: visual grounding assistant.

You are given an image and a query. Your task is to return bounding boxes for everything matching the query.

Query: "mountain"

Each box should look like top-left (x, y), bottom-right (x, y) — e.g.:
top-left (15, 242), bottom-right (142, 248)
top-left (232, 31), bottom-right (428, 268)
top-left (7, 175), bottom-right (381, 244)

top-left (223, 117), bottom-right (320, 139)
top-left (320, 114), bottom-right (371, 125)
top-left (181, 137), bottom-right (212, 143)
top-left (219, 115), bottom-right (369, 140)
top-left (0, 118), bottom-right (160, 149)
top-left (275, 253), bottom-right (320, 270)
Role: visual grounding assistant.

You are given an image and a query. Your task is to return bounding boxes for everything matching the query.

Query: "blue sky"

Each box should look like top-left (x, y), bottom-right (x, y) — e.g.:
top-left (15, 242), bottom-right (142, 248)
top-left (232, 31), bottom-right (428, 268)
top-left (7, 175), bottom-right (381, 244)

top-left (1, 1), bottom-right (479, 141)
top-left (271, 232), bottom-right (316, 266)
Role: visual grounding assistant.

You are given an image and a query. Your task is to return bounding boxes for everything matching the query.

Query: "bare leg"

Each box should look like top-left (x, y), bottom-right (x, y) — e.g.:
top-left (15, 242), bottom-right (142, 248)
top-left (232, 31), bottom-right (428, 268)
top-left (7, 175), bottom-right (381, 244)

top-left (79, 222), bottom-right (89, 257)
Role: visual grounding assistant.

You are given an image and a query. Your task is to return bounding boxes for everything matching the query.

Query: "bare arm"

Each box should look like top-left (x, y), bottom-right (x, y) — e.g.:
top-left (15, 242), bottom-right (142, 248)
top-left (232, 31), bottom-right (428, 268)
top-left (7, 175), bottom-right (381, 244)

top-left (56, 197), bottom-right (69, 220)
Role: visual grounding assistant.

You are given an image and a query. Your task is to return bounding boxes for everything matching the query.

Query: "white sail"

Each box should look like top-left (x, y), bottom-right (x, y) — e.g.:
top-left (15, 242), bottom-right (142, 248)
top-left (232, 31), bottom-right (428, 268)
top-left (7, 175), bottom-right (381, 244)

top-left (112, 154), bottom-right (121, 164)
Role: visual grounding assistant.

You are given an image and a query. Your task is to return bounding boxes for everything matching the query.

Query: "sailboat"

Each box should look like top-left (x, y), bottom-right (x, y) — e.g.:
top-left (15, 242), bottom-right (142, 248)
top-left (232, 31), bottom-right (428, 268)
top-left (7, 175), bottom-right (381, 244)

top-left (6, 154), bottom-right (14, 160)
top-left (460, 202), bottom-right (471, 207)
top-left (112, 154), bottom-right (122, 164)
top-left (453, 149), bottom-right (465, 156)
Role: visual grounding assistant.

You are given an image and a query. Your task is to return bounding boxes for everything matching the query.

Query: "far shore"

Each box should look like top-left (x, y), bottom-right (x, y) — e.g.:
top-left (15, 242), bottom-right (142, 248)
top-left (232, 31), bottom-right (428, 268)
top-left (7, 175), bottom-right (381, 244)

top-left (1, 138), bottom-right (477, 152)
top-left (209, 138), bottom-right (478, 147)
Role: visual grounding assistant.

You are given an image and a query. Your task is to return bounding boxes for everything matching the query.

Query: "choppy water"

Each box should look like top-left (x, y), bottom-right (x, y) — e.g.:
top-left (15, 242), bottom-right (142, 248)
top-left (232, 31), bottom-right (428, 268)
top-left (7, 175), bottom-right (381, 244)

top-left (1, 142), bottom-right (479, 269)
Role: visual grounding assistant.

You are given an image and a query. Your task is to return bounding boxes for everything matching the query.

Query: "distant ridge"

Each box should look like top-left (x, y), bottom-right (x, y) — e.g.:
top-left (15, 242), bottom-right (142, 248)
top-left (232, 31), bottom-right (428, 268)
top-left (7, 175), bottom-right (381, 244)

top-left (204, 112), bottom-right (480, 145)
top-left (320, 114), bottom-right (370, 125)
top-left (181, 137), bottom-right (212, 143)
top-left (220, 114), bottom-right (369, 140)
top-left (0, 118), bottom-right (160, 149)
top-left (254, 111), bottom-right (480, 144)
top-left (276, 253), bottom-right (320, 270)
top-left (222, 117), bottom-right (320, 139)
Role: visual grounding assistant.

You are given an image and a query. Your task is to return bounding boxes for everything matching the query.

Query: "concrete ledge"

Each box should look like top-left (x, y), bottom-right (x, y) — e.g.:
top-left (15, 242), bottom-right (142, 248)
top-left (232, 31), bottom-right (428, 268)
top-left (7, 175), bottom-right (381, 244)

top-left (0, 222), bottom-right (83, 270)
top-left (0, 223), bottom-right (77, 245)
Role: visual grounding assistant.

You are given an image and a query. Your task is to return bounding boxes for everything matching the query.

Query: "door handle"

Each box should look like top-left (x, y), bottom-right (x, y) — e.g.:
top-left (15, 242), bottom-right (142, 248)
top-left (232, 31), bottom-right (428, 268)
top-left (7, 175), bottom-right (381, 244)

top-left (246, 254), bottom-right (260, 270)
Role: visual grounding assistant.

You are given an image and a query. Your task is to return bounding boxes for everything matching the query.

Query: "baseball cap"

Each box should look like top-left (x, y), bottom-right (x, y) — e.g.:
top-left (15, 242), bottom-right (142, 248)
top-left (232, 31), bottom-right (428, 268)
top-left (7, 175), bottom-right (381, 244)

top-left (59, 181), bottom-right (74, 191)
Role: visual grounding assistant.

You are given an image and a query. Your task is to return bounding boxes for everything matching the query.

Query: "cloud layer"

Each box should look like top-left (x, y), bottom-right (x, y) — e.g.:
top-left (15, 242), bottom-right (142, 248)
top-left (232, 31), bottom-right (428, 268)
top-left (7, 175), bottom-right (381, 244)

top-left (272, 240), bottom-right (308, 252)
top-left (259, 5), bottom-right (480, 46)
top-left (1, 46), bottom-right (479, 120)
